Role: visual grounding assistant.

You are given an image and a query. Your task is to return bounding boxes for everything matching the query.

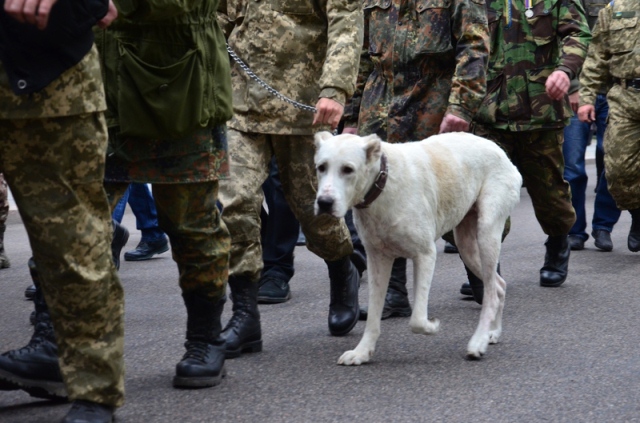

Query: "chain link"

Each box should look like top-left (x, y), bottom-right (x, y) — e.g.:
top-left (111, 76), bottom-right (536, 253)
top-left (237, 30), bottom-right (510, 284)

top-left (226, 44), bottom-right (318, 114)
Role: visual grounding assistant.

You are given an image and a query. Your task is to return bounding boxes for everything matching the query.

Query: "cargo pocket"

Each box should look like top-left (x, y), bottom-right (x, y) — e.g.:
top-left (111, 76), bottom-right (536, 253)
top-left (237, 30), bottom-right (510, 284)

top-left (364, 0), bottom-right (392, 55)
top-left (609, 14), bottom-right (638, 54)
top-left (525, 0), bottom-right (557, 46)
top-left (526, 67), bottom-right (571, 125)
top-left (117, 41), bottom-right (206, 139)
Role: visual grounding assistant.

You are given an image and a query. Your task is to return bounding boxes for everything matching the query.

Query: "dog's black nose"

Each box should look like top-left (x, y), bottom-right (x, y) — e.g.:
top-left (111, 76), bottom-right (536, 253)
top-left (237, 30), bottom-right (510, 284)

top-left (316, 196), bottom-right (334, 214)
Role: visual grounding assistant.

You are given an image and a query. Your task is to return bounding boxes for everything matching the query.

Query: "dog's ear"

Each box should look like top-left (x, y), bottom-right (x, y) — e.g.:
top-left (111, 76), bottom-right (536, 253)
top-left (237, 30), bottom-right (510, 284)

top-left (363, 134), bottom-right (382, 163)
top-left (314, 131), bottom-right (333, 150)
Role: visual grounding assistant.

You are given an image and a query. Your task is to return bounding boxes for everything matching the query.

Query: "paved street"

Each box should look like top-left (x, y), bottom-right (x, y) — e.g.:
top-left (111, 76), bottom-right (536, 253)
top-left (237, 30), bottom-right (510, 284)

top-left (1, 159), bottom-right (639, 423)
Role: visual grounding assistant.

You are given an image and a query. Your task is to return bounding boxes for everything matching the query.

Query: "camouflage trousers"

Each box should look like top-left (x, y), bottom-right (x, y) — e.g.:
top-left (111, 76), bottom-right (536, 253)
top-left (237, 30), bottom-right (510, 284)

top-left (473, 125), bottom-right (576, 236)
top-left (0, 172), bottom-right (7, 225)
top-left (0, 113), bottom-right (125, 407)
top-left (104, 181), bottom-right (230, 302)
top-left (602, 85), bottom-right (640, 211)
top-left (219, 129), bottom-right (353, 282)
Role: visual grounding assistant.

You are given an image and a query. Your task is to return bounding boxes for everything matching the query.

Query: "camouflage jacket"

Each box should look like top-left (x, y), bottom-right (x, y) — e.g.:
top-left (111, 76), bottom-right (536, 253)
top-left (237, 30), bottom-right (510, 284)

top-left (579, 0), bottom-right (640, 106)
top-left (474, 0), bottom-right (591, 131)
top-left (583, 0), bottom-right (610, 27)
top-left (218, 0), bottom-right (364, 135)
top-left (0, 46), bottom-right (106, 120)
top-left (343, 0), bottom-right (490, 142)
top-left (95, 0), bottom-right (233, 140)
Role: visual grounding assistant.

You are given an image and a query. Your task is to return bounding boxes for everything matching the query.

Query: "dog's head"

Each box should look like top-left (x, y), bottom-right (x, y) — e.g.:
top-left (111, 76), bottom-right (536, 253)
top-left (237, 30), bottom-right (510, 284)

top-left (313, 131), bottom-right (383, 218)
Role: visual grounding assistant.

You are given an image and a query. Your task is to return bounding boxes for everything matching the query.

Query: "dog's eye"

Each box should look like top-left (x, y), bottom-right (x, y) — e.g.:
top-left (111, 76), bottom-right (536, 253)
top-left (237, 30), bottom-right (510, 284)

top-left (317, 164), bottom-right (326, 173)
top-left (342, 166), bottom-right (355, 175)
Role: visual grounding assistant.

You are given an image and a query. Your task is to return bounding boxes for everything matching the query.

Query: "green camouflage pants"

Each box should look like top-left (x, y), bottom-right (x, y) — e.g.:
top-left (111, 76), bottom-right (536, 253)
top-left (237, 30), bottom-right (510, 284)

top-left (602, 85), bottom-right (640, 211)
top-left (104, 181), bottom-right (230, 302)
top-left (0, 172), bottom-right (7, 226)
top-left (473, 126), bottom-right (576, 236)
top-left (0, 113), bottom-right (125, 407)
top-left (219, 129), bottom-right (353, 282)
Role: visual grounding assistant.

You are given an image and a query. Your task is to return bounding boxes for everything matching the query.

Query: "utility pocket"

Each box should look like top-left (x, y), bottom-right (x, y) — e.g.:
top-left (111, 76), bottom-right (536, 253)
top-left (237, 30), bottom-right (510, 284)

top-left (364, 0), bottom-right (392, 55)
top-left (117, 40), bottom-right (207, 139)
top-left (526, 0), bottom-right (557, 46)
top-left (415, 0), bottom-right (453, 53)
top-left (609, 14), bottom-right (638, 54)
top-left (526, 67), bottom-right (571, 125)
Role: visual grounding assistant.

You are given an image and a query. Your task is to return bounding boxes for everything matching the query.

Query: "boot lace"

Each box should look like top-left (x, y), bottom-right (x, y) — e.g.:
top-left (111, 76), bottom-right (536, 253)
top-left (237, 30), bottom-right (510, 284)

top-left (182, 341), bottom-right (210, 362)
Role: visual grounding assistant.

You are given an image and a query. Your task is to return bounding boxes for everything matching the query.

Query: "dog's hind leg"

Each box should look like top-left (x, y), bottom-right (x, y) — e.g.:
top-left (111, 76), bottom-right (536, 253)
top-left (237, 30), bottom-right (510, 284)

top-left (338, 254), bottom-right (393, 366)
top-left (409, 243), bottom-right (440, 336)
top-left (466, 218), bottom-right (504, 359)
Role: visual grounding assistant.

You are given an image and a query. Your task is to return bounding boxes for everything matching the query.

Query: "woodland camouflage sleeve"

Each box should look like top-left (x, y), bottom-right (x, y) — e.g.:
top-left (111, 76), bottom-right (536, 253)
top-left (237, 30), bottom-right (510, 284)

top-left (556, 0), bottom-right (592, 79)
top-left (446, 0), bottom-right (490, 122)
top-left (319, 0), bottom-right (364, 105)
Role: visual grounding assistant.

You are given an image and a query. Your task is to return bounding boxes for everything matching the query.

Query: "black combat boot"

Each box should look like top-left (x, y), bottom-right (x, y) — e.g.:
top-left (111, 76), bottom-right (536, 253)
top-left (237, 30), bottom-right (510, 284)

top-left (326, 256), bottom-right (360, 335)
top-left (0, 223), bottom-right (9, 269)
top-left (459, 262), bottom-right (501, 305)
top-left (628, 208), bottom-right (640, 253)
top-left (62, 400), bottom-right (114, 423)
top-left (220, 277), bottom-right (262, 359)
top-left (359, 258), bottom-right (411, 321)
top-left (540, 235), bottom-right (570, 287)
top-left (0, 258), bottom-right (66, 400)
top-left (174, 295), bottom-right (227, 388)
top-left (111, 220), bottom-right (129, 270)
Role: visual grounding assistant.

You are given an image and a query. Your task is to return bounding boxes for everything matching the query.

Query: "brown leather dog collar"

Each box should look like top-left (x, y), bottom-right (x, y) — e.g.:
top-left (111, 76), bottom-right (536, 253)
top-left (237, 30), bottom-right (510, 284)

top-left (354, 153), bottom-right (388, 209)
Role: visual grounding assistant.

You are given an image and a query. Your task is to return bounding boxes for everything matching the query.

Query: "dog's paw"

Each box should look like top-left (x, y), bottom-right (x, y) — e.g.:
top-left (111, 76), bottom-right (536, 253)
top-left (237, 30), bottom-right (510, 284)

top-left (409, 317), bottom-right (440, 335)
top-left (466, 334), bottom-right (489, 359)
top-left (338, 349), bottom-right (372, 366)
top-left (488, 329), bottom-right (501, 344)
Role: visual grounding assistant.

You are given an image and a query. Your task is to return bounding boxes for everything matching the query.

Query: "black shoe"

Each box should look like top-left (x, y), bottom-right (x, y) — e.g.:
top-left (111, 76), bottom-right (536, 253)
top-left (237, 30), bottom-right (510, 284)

top-left (326, 256), bottom-right (360, 336)
top-left (628, 209), bottom-right (640, 252)
top-left (592, 229), bottom-right (613, 252)
top-left (540, 235), bottom-right (570, 287)
top-left (25, 284), bottom-right (36, 300)
top-left (62, 400), bottom-right (114, 423)
top-left (111, 220), bottom-right (129, 270)
top-left (350, 249), bottom-right (367, 278)
top-left (444, 241), bottom-right (458, 254)
top-left (257, 277), bottom-right (291, 304)
top-left (221, 277), bottom-right (263, 359)
top-left (460, 282), bottom-right (473, 297)
top-left (124, 238), bottom-right (169, 261)
top-left (358, 258), bottom-right (411, 321)
top-left (567, 235), bottom-right (585, 251)
top-left (174, 296), bottom-right (226, 388)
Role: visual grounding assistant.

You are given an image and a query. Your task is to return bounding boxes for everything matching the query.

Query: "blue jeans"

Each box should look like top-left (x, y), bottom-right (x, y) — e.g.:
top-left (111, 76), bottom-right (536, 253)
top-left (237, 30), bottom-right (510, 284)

top-left (563, 94), bottom-right (620, 239)
top-left (112, 183), bottom-right (166, 242)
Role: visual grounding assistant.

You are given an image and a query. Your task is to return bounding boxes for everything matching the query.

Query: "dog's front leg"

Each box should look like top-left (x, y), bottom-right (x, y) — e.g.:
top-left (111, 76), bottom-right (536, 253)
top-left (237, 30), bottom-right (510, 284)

top-left (410, 249), bottom-right (440, 335)
top-left (338, 254), bottom-right (393, 366)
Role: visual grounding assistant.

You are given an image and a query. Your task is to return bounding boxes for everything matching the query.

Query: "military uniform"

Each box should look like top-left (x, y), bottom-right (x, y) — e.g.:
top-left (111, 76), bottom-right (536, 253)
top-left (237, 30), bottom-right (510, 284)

top-left (0, 47), bottom-right (125, 406)
top-left (0, 172), bottom-right (9, 268)
top-left (343, 0), bottom-right (490, 142)
top-left (96, 0), bottom-right (233, 303)
top-left (579, 0), bottom-right (640, 211)
top-left (473, 0), bottom-right (591, 236)
top-left (218, 0), bottom-right (363, 281)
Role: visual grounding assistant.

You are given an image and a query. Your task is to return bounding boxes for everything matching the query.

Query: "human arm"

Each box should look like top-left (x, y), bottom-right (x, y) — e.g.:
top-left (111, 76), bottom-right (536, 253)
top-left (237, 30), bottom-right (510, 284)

top-left (578, 8), bottom-right (611, 109)
top-left (97, 0), bottom-right (117, 29)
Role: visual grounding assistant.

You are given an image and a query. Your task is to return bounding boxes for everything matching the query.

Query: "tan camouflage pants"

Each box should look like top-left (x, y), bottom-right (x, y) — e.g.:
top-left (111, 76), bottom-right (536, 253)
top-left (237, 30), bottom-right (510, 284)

top-left (104, 181), bottom-right (230, 302)
top-left (473, 126), bottom-right (576, 236)
top-left (0, 113), bottom-right (125, 407)
top-left (602, 85), bottom-right (640, 211)
top-left (219, 129), bottom-right (353, 282)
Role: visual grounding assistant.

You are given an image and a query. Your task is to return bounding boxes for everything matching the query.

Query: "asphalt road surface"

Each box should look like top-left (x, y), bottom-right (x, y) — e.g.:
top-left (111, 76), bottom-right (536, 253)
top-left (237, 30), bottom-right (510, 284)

top-left (1, 160), bottom-right (638, 423)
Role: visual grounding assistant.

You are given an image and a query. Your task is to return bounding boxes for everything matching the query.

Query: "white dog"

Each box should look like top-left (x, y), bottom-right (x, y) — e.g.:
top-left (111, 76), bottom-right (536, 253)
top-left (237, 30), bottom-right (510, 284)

top-left (313, 131), bottom-right (522, 365)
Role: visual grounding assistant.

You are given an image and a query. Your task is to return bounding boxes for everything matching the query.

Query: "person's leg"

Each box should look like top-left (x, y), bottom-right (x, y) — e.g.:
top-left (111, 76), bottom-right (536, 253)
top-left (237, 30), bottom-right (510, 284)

top-left (562, 115), bottom-right (591, 249)
top-left (124, 183), bottom-right (169, 261)
top-left (152, 180), bottom-right (229, 387)
top-left (218, 129), bottom-right (272, 358)
top-left (0, 113), bottom-right (125, 407)
top-left (514, 130), bottom-right (575, 287)
top-left (0, 173), bottom-right (9, 269)
top-left (594, 94), bottom-right (608, 189)
top-left (258, 157), bottom-right (299, 303)
top-left (274, 134), bottom-right (359, 337)
top-left (111, 185), bottom-right (130, 224)
top-left (591, 170), bottom-right (621, 251)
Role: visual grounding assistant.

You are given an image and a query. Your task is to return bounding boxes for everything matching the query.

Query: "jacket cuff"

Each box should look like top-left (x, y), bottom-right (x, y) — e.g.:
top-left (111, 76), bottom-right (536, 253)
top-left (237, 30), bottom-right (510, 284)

top-left (319, 88), bottom-right (346, 106)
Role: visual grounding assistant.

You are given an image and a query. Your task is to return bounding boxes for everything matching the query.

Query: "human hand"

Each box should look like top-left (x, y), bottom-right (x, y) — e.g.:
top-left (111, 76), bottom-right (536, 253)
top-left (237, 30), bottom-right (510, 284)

top-left (439, 113), bottom-right (470, 134)
top-left (97, 0), bottom-right (118, 28)
top-left (4, 0), bottom-right (58, 30)
top-left (577, 105), bottom-right (595, 123)
top-left (341, 127), bottom-right (358, 135)
top-left (568, 91), bottom-right (580, 113)
top-left (545, 71), bottom-right (570, 101)
top-left (312, 98), bottom-right (344, 131)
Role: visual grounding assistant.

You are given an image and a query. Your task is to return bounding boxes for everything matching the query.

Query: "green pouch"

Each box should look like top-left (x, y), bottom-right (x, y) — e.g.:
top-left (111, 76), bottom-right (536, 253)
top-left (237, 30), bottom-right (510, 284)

top-left (117, 41), bottom-right (206, 139)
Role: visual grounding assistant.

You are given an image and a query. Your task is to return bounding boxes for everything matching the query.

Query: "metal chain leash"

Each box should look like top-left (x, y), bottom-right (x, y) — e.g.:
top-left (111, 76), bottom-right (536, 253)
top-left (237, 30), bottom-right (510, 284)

top-left (226, 44), bottom-right (318, 114)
